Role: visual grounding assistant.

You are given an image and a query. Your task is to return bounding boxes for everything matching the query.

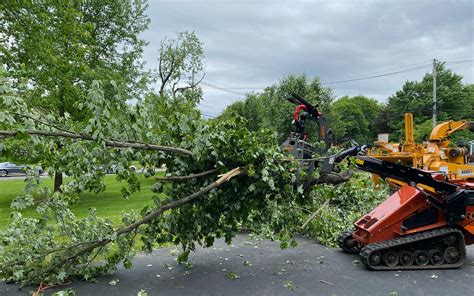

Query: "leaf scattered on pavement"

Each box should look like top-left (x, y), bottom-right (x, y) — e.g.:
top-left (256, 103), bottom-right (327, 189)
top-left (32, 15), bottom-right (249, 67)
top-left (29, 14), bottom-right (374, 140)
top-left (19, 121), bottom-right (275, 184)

top-left (51, 289), bottom-right (75, 296)
top-left (109, 279), bottom-right (120, 286)
top-left (243, 260), bottom-right (252, 266)
top-left (137, 289), bottom-right (148, 296)
top-left (226, 272), bottom-right (240, 279)
top-left (283, 281), bottom-right (295, 291)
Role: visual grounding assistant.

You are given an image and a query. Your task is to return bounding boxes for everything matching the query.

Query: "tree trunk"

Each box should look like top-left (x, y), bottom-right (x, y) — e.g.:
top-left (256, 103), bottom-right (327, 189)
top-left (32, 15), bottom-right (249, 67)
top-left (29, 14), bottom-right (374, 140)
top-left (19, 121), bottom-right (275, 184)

top-left (54, 171), bottom-right (63, 192)
top-left (54, 88), bottom-right (66, 192)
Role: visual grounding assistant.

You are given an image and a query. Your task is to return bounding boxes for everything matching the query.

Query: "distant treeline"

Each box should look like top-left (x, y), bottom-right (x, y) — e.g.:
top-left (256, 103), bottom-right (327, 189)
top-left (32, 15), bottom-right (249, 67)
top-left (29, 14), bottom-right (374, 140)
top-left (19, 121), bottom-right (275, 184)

top-left (219, 62), bottom-right (474, 145)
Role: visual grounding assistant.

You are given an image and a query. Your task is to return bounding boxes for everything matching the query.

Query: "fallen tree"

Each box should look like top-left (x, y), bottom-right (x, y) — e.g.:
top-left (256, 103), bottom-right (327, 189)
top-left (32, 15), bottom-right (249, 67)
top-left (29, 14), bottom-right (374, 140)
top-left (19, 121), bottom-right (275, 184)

top-left (0, 113), bottom-right (309, 286)
top-left (0, 117), bottom-right (388, 287)
top-left (0, 75), bottom-right (388, 287)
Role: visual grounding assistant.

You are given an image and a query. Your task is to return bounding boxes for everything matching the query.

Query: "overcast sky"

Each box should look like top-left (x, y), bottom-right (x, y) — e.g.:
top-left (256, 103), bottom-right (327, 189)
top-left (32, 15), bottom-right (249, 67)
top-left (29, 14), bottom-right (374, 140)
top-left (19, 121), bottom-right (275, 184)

top-left (141, 0), bottom-right (474, 117)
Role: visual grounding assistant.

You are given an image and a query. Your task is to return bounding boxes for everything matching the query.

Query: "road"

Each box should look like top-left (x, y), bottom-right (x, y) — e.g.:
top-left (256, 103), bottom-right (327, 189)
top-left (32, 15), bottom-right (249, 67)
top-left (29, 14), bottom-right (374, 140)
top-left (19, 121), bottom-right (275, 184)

top-left (0, 175), bottom-right (48, 181)
top-left (1, 234), bottom-right (473, 296)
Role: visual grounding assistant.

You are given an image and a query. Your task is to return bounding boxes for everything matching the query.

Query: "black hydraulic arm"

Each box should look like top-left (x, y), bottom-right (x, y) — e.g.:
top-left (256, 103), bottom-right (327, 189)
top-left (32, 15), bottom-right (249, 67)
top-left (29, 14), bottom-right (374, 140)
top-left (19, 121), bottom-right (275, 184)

top-left (322, 147), bottom-right (467, 223)
top-left (287, 93), bottom-right (320, 118)
top-left (353, 156), bottom-right (458, 194)
top-left (323, 147), bottom-right (459, 195)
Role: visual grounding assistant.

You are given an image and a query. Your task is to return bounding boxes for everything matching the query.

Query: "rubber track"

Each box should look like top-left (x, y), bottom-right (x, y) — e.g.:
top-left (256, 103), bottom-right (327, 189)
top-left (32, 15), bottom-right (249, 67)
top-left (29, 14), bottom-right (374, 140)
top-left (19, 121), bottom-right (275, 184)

top-left (339, 230), bottom-right (361, 254)
top-left (359, 227), bottom-right (466, 270)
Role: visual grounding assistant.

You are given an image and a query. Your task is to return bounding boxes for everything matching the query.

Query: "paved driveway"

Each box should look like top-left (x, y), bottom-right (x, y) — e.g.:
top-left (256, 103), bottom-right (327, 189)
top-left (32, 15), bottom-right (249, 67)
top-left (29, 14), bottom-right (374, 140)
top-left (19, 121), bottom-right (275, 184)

top-left (1, 234), bottom-right (473, 295)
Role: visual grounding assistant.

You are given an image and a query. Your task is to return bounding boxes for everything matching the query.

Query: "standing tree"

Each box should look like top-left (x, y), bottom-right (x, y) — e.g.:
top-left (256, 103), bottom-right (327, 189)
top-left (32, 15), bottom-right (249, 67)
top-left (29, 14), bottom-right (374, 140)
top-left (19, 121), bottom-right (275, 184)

top-left (220, 74), bottom-right (335, 144)
top-left (157, 31), bottom-right (205, 104)
top-left (328, 95), bottom-right (382, 144)
top-left (0, 1), bottom-right (150, 191)
top-left (385, 62), bottom-right (473, 141)
top-left (143, 31), bottom-right (205, 144)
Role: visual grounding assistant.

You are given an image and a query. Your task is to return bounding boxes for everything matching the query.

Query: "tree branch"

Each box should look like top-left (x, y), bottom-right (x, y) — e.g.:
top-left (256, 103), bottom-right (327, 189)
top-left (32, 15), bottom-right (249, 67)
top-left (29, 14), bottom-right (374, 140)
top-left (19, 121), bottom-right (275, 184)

top-left (22, 167), bottom-right (244, 286)
top-left (0, 130), bottom-right (193, 156)
top-left (156, 169), bottom-right (217, 181)
top-left (301, 199), bottom-right (331, 229)
top-left (174, 71), bottom-right (205, 94)
top-left (159, 47), bottom-right (176, 96)
top-left (118, 167), bottom-right (243, 234)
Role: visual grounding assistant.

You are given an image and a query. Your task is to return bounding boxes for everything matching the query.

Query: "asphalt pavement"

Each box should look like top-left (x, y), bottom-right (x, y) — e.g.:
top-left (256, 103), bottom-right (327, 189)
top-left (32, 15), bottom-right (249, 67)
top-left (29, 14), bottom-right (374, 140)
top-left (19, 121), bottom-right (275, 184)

top-left (0, 175), bottom-right (48, 181)
top-left (1, 234), bottom-right (473, 296)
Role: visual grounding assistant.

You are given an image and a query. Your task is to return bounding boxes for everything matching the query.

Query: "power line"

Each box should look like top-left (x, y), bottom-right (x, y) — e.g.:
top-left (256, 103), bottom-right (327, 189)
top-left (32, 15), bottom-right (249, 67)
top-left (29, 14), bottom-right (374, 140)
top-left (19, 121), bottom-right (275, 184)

top-left (201, 113), bottom-right (216, 119)
top-left (337, 59), bottom-right (433, 78)
top-left (199, 102), bottom-right (224, 110)
top-left (200, 58), bottom-right (473, 93)
top-left (320, 64), bottom-right (432, 85)
top-left (445, 58), bottom-right (474, 65)
top-left (444, 57), bottom-right (474, 62)
top-left (200, 60), bottom-right (437, 91)
top-left (200, 81), bottom-right (247, 95)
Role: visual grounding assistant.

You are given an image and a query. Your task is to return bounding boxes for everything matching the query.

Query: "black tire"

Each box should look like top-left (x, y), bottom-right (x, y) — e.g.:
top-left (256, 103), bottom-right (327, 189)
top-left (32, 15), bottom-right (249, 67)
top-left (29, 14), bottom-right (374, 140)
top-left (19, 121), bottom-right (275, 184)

top-left (414, 250), bottom-right (429, 266)
top-left (0, 170), bottom-right (8, 177)
top-left (383, 251), bottom-right (400, 267)
top-left (444, 246), bottom-right (461, 264)
top-left (429, 250), bottom-right (444, 265)
top-left (368, 250), bottom-right (382, 266)
top-left (399, 250), bottom-right (414, 266)
top-left (338, 231), bottom-right (362, 253)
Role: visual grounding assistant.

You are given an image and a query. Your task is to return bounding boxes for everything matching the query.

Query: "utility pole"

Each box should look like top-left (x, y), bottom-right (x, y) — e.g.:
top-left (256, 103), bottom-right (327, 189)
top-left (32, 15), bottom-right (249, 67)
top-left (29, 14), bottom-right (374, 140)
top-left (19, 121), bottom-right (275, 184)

top-left (432, 58), bottom-right (437, 129)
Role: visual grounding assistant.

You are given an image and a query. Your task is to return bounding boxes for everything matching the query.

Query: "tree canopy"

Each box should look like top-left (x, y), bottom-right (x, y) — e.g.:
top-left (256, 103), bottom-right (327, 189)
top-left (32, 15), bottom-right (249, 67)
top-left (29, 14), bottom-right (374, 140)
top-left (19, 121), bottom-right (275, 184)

top-left (385, 62), bottom-right (473, 141)
top-left (328, 95), bottom-right (382, 144)
top-left (1, 0), bottom-right (150, 190)
top-left (219, 74), bottom-right (335, 144)
top-left (221, 63), bottom-right (473, 145)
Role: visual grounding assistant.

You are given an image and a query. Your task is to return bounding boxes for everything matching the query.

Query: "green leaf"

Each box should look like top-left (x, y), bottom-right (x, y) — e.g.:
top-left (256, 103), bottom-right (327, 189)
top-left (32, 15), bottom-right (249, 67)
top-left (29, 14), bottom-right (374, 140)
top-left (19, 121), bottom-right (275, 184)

top-left (226, 272), bottom-right (240, 279)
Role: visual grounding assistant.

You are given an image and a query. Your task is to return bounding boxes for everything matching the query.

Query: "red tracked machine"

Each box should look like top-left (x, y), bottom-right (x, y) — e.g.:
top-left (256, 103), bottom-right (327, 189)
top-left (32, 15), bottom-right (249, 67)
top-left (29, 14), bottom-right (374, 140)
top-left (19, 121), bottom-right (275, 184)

top-left (336, 154), bottom-right (474, 270)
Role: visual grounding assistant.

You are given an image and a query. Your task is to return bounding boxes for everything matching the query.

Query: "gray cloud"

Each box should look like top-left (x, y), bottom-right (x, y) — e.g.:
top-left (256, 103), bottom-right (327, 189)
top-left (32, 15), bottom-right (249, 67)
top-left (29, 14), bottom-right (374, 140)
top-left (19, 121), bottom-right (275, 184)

top-left (141, 0), bottom-right (474, 116)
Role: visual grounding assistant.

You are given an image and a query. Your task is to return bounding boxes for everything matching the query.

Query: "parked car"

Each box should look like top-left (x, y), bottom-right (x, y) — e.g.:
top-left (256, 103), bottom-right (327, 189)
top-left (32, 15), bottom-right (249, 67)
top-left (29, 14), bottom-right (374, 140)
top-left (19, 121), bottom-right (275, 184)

top-left (0, 162), bottom-right (25, 177)
top-left (0, 162), bottom-right (44, 177)
top-left (105, 164), bottom-right (138, 174)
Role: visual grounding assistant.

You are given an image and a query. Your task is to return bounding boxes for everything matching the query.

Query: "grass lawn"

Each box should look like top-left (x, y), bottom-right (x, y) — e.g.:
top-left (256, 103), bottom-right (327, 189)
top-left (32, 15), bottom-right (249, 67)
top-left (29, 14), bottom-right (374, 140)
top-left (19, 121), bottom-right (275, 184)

top-left (0, 175), bottom-right (159, 230)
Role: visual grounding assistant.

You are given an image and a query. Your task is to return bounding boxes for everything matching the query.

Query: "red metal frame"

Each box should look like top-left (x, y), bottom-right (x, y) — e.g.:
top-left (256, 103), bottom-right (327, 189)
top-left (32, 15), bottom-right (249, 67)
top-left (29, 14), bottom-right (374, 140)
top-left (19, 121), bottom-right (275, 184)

top-left (352, 183), bottom-right (474, 246)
